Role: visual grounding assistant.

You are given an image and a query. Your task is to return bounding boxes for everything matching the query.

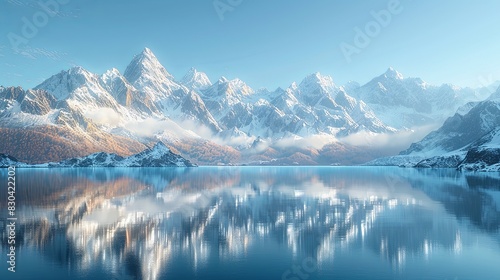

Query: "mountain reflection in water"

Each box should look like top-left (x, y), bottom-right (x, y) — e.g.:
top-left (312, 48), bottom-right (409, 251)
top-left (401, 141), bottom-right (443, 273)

top-left (1, 167), bottom-right (499, 280)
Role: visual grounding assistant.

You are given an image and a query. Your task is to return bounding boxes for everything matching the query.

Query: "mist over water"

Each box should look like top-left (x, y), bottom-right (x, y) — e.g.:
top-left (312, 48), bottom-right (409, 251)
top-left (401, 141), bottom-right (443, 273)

top-left (1, 167), bottom-right (499, 280)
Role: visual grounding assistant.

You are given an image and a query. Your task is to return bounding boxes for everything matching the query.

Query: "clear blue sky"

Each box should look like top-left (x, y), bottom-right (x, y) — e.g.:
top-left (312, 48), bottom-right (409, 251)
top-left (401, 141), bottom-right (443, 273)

top-left (1, 0), bottom-right (499, 90)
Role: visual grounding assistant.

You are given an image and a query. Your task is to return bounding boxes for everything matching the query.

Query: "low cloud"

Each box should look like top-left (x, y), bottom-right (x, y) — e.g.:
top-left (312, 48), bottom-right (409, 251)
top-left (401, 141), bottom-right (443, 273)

top-left (338, 124), bottom-right (440, 154)
top-left (213, 134), bottom-right (256, 148)
top-left (84, 108), bottom-right (121, 126)
top-left (125, 118), bottom-right (196, 138)
top-left (86, 107), bottom-right (439, 156)
top-left (84, 111), bottom-right (215, 140)
top-left (178, 119), bottom-right (214, 139)
top-left (274, 134), bottom-right (338, 150)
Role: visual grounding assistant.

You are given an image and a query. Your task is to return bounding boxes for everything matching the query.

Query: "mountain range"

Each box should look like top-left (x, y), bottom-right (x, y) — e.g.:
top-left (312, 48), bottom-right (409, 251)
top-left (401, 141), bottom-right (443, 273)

top-left (367, 87), bottom-right (500, 171)
top-left (0, 141), bottom-right (195, 168)
top-left (0, 48), bottom-right (497, 166)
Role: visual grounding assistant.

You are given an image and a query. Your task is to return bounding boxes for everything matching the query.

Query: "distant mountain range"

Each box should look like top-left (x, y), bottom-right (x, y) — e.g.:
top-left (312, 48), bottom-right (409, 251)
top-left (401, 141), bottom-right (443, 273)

top-left (0, 142), bottom-right (195, 168)
top-left (367, 87), bottom-right (500, 171)
top-left (0, 48), bottom-right (497, 166)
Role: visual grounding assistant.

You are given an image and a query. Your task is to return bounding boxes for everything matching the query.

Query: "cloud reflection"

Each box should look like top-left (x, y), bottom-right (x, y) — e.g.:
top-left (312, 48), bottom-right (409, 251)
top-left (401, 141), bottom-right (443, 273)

top-left (1, 167), bottom-right (500, 279)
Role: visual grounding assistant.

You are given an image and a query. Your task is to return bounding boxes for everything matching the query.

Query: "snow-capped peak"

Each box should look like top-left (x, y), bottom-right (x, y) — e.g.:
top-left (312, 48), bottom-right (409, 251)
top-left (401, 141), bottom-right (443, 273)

top-left (218, 76), bottom-right (229, 83)
top-left (301, 72), bottom-right (335, 86)
top-left (383, 67), bottom-right (404, 80)
top-left (225, 78), bottom-right (254, 96)
top-left (99, 67), bottom-right (137, 104)
top-left (68, 66), bottom-right (91, 75)
top-left (35, 66), bottom-right (100, 100)
top-left (297, 72), bottom-right (337, 96)
top-left (181, 67), bottom-right (212, 90)
top-left (201, 76), bottom-right (254, 99)
top-left (100, 68), bottom-right (126, 85)
top-left (142, 47), bottom-right (154, 56)
top-left (103, 68), bottom-right (121, 77)
top-left (123, 47), bottom-right (174, 85)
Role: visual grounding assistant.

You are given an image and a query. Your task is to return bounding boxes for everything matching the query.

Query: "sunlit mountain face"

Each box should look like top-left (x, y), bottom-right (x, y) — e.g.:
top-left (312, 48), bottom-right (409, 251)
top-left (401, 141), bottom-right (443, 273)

top-left (2, 48), bottom-right (496, 166)
top-left (1, 167), bottom-right (500, 280)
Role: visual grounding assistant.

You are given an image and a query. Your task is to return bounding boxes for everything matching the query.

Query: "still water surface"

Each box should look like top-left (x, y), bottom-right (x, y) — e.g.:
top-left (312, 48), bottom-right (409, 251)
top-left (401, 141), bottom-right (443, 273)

top-left (1, 167), bottom-right (500, 280)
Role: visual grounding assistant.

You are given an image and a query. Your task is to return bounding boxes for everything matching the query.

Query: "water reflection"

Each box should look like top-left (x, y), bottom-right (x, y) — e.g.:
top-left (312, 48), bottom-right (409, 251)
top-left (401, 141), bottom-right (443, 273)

top-left (1, 167), bottom-right (500, 279)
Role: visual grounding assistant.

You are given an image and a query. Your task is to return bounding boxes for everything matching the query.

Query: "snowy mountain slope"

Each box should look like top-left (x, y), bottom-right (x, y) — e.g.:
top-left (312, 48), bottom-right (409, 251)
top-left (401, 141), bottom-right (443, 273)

top-left (0, 86), bottom-right (145, 163)
top-left (0, 86), bottom-right (89, 130)
top-left (349, 68), bottom-right (486, 129)
top-left (368, 87), bottom-right (500, 171)
top-left (284, 74), bottom-right (395, 136)
top-left (124, 47), bottom-right (176, 94)
top-left (35, 66), bottom-right (122, 112)
top-left (123, 47), bottom-right (187, 116)
top-left (0, 86), bottom-right (58, 125)
top-left (181, 67), bottom-right (212, 91)
top-left (100, 68), bottom-right (157, 115)
top-left (123, 48), bottom-right (221, 132)
top-left (199, 76), bottom-right (255, 119)
top-left (198, 72), bottom-right (396, 139)
top-left (51, 142), bottom-right (195, 167)
top-left (0, 142), bottom-right (195, 167)
top-left (401, 100), bottom-right (500, 156)
top-left (293, 72), bottom-right (338, 107)
top-left (458, 127), bottom-right (500, 171)
top-left (121, 141), bottom-right (195, 167)
top-left (1, 48), bottom-right (492, 165)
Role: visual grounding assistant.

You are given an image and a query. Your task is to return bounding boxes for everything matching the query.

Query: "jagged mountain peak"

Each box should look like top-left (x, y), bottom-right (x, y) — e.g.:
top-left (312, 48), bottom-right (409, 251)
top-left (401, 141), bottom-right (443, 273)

top-left (181, 67), bottom-right (212, 90)
top-left (137, 47), bottom-right (160, 64)
top-left (121, 141), bottom-right (195, 167)
top-left (103, 67), bottom-right (121, 77)
top-left (123, 47), bottom-right (174, 85)
top-left (3, 86), bottom-right (24, 95)
top-left (383, 67), bottom-right (404, 80)
top-left (300, 72), bottom-right (335, 86)
top-left (35, 66), bottom-right (100, 100)
top-left (226, 78), bottom-right (253, 96)
top-left (68, 66), bottom-right (91, 75)
top-left (210, 76), bottom-right (253, 95)
top-left (229, 78), bottom-right (246, 85)
top-left (295, 72), bottom-right (337, 100)
top-left (58, 66), bottom-right (95, 79)
top-left (57, 66), bottom-right (98, 82)
top-left (142, 47), bottom-right (154, 56)
top-left (101, 68), bottom-right (129, 87)
top-left (218, 76), bottom-right (229, 83)
top-left (186, 67), bottom-right (199, 75)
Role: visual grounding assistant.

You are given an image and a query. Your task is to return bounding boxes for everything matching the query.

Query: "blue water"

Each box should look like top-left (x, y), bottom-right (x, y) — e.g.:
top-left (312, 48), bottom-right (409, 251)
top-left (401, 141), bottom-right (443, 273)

top-left (1, 167), bottom-right (500, 279)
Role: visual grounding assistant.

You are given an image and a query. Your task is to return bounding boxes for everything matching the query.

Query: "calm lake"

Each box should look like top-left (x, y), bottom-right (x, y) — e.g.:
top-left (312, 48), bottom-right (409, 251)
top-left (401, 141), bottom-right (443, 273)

top-left (1, 167), bottom-right (500, 280)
